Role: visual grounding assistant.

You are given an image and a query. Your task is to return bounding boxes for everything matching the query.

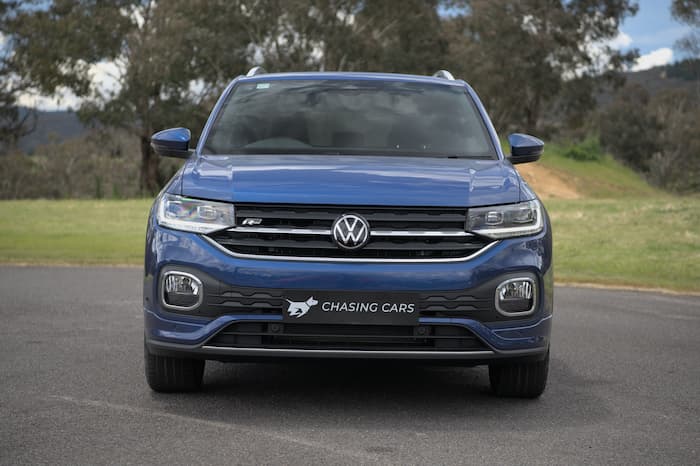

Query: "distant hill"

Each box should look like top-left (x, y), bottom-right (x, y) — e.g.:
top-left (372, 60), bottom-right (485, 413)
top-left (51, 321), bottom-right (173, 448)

top-left (624, 60), bottom-right (698, 95)
top-left (17, 109), bottom-right (88, 154)
top-left (598, 58), bottom-right (700, 107)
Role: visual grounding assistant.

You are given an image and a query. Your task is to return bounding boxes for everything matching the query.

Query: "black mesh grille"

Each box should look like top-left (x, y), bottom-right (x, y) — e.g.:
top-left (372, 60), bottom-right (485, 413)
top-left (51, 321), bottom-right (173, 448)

top-left (206, 322), bottom-right (488, 351)
top-left (207, 204), bottom-right (493, 260)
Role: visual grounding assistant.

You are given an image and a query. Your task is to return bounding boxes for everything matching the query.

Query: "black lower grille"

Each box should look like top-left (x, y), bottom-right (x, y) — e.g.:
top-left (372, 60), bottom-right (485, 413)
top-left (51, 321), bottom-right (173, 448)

top-left (195, 283), bottom-right (508, 321)
top-left (207, 322), bottom-right (488, 351)
top-left (207, 204), bottom-right (493, 261)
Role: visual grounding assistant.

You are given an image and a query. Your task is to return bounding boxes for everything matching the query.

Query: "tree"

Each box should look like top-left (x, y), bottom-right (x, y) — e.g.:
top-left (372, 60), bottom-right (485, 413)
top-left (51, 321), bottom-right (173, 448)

top-left (672, 0), bottom-right (700, 57)
top-left (599, 83), bottom-right (700, 192)
top-left (246, 0), bottom-right (448, 75)
top-left (647, 88), bottom-right (700, 192)
top-left (445, 0), bottom-right (638, 134)
top-left (5, 0), bottom-right (249, 193)
top-left (599, 84), bottom-right (661, 173)
top-left (0, 1), bottom-right (36, 153)
top-left (5, 0), bottom-right (450, 190)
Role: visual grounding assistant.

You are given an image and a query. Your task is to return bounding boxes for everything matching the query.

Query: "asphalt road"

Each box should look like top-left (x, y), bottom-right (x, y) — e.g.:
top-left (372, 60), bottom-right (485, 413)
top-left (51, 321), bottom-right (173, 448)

top-left (1, 266), bottom-right (698, 465)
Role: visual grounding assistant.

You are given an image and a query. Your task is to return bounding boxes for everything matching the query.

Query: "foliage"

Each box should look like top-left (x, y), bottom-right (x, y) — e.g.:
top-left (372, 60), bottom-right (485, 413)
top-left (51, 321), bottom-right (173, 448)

top-left (222, 0), bottom-right (448, 74)
top-left (561, 137), bottom-right (604, 162)
top-left (646, 89), bottom-right (700, 192)
top-left (599, 83), bottom-right (700, 192)
top-left (672, 0), bottom-right (700, 57)
top-left (0, 128), bottom-right (182, 199)
top-left (444, 0), bottom-right (638, 134)
top-left (665, 58), bottom-right (700, 81)
top-left (0, 1), bottom-right (36, 152)
top-left (4, 0), bottom-right (698, 193)
top-left (599, 84), bottom-right (661, 172)
top-left (3, 0), bottom-right (455, 192)
top-left (3, 0), bottom-right (249, 193)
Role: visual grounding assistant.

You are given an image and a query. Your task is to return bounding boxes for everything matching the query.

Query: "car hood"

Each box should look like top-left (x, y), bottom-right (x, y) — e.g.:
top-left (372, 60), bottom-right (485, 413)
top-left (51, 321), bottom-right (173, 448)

top-left (180, 155), bottom-right (521, 207)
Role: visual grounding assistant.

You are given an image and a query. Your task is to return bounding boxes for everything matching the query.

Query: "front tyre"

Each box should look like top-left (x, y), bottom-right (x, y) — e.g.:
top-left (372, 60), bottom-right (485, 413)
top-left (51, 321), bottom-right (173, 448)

top-left (144, 342), bottom-right (205, 392)
top-left (489, 350), bottom-right (549, 398)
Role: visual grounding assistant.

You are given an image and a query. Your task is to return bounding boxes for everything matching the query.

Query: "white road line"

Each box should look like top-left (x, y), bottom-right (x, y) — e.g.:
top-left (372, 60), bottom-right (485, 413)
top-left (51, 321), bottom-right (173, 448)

top-left (47, 395), bottom-right (381, 462)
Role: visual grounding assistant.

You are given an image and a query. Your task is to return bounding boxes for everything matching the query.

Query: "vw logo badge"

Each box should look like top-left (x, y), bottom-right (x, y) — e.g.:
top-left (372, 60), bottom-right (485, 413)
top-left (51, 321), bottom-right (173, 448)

top-left (332, 214), bottom-right (370, 250)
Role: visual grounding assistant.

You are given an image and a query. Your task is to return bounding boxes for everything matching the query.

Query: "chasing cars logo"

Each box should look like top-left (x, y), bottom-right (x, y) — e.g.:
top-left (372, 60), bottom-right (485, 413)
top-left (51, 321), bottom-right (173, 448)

top-left (285, 297), bottom-right (318, 318)
top-left (285, 296), bottom-right (414, 318)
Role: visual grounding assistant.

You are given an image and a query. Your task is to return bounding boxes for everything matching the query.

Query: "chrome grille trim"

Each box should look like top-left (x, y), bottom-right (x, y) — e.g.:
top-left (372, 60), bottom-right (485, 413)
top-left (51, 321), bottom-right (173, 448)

top-left (229, 227), bottom-right (331, 235)
top-left (202, 235), bottom-right (500, 263)
top-left (228, 226), bottom-right (474, 237)
top-left (208, 203), bottom-right (496, 262)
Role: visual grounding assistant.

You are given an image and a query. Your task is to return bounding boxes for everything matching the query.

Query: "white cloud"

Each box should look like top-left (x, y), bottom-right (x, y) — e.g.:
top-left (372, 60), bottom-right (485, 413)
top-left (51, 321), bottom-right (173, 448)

top-left (608, 31), bottom-right (632, 49)
top-left (16, 58), bottom-right (124, 111)
top-left (576, 30), bottom-right (634, 78)
top-left (632, 47), bottom-right (673, 71)
top-left (17, 89), bottom-right (81, 111)
top-left (88, 59), bottom-right (123, 98)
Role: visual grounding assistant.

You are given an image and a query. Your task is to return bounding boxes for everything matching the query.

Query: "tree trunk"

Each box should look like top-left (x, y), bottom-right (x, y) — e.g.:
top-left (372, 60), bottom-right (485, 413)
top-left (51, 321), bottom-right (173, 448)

top-left (524, 96), bottom-right (541, 134)
top-left (140, 135), bottom-right (160, 195)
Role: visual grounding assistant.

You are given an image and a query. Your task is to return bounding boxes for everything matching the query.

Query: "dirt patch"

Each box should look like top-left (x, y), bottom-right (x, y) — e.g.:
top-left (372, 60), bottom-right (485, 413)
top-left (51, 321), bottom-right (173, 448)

top-left (515, 164), bottom-right (581, 199)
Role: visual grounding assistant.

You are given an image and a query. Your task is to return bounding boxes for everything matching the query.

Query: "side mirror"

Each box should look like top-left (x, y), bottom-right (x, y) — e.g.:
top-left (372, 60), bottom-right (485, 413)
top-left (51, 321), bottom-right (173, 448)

top-left (151, 127), bottom-right (193, 159)
top-left (507, 133), bottom-right (544, 164)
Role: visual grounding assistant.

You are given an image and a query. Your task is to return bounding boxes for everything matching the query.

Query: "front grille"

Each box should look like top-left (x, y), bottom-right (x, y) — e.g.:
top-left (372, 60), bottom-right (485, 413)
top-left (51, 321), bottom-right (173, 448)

top-left (207, 204), bottom-right (494, 261)
top-left (207, 322), bottom-right (488, 351)
top-left (202, 285), bottom-right (502, 320)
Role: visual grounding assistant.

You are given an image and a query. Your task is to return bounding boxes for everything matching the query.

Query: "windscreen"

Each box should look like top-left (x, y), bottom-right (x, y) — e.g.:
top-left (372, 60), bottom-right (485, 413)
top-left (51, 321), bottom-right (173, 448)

top-left (202, 79), bottom-right (496, 158)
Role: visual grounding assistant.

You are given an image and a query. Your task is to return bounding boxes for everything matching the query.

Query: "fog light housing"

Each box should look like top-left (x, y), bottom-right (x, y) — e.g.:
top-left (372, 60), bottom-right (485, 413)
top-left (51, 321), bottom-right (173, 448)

top-left (161, 271), bottom-right (203, 311)
top-left (495, 277), bottom-right (536, 316)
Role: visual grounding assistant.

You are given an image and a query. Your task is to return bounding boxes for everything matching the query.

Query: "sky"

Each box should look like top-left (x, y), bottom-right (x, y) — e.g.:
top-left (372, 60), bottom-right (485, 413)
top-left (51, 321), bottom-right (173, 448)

top-left (614, 0), bottom-right (692, 71)
top-left (14, 0), bottom-right (695, 111)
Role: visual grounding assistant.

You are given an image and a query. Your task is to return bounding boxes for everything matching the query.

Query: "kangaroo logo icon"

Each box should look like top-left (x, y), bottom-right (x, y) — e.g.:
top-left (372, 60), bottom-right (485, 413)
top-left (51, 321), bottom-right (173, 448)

top-left (286, 297), bottom-right (318, 318)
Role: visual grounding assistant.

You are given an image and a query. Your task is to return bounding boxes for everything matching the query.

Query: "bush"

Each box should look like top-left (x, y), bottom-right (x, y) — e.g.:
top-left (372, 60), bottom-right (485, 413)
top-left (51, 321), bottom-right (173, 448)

top-left (0, 127), bottom-right (183, 199)
top-left (599, 84), bottom-right (700, 193)
top-left (562, 137), bottom-right (605, 162)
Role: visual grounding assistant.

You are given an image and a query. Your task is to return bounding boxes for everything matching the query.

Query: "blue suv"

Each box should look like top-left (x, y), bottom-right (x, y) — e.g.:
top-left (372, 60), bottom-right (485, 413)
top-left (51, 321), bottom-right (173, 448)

top-left (144, 69), bottom-right (552, 398)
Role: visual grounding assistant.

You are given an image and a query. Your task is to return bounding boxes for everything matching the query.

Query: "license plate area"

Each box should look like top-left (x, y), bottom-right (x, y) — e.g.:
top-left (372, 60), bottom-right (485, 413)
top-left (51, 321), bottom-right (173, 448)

top-left (282, 291), bottom-right (419, 325)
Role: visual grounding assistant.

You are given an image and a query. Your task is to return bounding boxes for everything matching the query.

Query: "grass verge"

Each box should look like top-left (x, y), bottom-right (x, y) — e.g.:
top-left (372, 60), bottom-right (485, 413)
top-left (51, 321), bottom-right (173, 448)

top-left (0, 197), bottom-right (698, 292)
top-left (545, 197), bottom-right (699, 292)
top-left (0, 199), bottom-right (151, 265)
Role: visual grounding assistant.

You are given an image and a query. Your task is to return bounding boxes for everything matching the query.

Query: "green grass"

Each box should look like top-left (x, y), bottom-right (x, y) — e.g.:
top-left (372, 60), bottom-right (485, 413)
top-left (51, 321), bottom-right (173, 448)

top-left (545, 197), bottom-right (700, 292)
top-left (0, 199), bottom-right (151, 265)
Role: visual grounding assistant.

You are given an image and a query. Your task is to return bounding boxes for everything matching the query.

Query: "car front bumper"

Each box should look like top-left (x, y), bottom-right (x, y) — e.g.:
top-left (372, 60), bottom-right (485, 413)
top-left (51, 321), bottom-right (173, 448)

top-left (144, 218), bottom-right (553, 362)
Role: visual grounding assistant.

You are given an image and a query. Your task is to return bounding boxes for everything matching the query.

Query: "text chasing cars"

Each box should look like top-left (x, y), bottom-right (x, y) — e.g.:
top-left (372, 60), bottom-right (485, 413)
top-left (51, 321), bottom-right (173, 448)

top-left (321, 301), bottom-right (415, 314)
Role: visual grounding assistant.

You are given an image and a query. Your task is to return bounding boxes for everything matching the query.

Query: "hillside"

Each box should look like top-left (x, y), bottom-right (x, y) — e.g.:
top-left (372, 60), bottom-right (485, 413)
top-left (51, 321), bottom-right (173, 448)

top-left (17, 109), bottom-right (87, 153)
top-left (597, 58), bottom-right (700, 107)
top-left (514, 143), bottom-right (658, 200)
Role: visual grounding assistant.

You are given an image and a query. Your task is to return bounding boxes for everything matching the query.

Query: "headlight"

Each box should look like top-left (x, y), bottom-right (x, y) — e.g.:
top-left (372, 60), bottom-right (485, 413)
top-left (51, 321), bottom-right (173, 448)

top-left (467, 200), bottom-right (543, 239)
top-left (156, 194), bottom-right (235, 233)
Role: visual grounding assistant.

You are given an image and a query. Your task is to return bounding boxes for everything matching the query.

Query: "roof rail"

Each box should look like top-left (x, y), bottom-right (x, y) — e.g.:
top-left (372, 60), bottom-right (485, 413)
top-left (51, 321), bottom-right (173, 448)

top-left (432, 70), bottom-right (455, 80)
top-left (246, 66), bottom-right (266, 77)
